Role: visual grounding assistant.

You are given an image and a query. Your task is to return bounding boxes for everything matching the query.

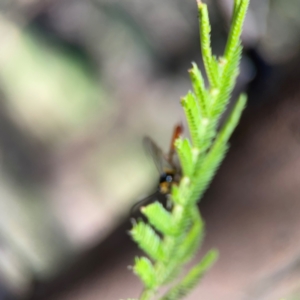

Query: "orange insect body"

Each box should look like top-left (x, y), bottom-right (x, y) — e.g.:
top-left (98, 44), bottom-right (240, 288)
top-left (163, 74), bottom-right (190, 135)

top-left (157, 124), bottom-right (183, 194)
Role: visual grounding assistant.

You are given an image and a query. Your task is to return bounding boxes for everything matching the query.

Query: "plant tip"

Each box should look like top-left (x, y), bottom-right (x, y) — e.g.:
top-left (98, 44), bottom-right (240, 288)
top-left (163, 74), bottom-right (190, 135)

top-left (196, 0), bottom-right (203, 7)
top-left (180, 96), bottom-right (186, 104)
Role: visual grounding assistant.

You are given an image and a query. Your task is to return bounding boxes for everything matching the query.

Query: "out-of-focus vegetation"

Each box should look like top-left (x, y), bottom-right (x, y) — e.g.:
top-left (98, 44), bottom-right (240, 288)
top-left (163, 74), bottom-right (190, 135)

top-left (0, 0), bottom-right (300, 299)
top-left (0, 26), bottom-right (104, 142)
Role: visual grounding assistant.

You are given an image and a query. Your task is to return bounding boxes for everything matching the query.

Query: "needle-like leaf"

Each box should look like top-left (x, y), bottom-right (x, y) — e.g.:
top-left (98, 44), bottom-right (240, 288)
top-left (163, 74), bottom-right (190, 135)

top-left (129, 1), bottom-right (249, 299)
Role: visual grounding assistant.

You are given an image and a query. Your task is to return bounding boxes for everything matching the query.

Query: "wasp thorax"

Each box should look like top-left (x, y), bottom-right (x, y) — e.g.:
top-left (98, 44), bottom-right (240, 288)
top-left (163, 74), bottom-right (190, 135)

top-left (159, 172), bottom-right (175, 194)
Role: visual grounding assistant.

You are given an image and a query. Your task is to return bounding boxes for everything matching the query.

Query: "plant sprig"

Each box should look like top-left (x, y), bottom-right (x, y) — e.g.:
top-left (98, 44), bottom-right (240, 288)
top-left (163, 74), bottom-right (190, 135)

top-left (129, 1), bottom-right (249, 299)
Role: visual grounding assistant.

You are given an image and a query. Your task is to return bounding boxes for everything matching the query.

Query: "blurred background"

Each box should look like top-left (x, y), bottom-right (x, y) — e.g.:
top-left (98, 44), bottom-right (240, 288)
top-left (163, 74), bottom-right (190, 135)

top-left (1, 0), bottom-right (300, 300)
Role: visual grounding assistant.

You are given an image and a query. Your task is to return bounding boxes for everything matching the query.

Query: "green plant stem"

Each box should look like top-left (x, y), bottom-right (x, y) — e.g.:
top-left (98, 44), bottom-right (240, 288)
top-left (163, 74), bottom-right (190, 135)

top-left (140, 289), bottom-right (155, 300)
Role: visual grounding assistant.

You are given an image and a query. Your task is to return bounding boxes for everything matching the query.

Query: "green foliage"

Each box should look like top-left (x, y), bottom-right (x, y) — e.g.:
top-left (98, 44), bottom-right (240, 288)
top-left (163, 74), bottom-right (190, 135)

top-left (141, 203), bottom-right (177, 236)
top-left (133, 257), bottom-right (157, 289)
top-left (131, 221), bottom-right (166, 261)
top-left (175, 138), bottom-right (194, 178)
top-left (128, 0), bottom-right (249, 299)
top-left (160, 250), bottom-right (219, 300)
top-left (175, 210), bottom-right (204, 264)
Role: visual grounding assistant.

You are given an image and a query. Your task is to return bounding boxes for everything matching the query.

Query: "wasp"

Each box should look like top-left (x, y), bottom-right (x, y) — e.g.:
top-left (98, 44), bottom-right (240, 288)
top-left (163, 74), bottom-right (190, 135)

top-left (131, 124), bottom-right (183, 213)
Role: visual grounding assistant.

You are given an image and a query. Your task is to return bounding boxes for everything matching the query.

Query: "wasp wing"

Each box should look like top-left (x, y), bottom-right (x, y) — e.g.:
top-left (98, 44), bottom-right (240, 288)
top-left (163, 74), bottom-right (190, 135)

top-left (130, 191), bottom-right (159, 214)
top-left (130, 190), bottom-right (170, 215)
top-left (143, 136), bottom-right (173, 174)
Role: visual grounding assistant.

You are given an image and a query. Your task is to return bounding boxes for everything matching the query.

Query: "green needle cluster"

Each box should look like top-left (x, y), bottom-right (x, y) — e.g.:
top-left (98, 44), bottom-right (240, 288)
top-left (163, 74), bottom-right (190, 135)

top-left (128, 0), bottom-right (249, 299)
